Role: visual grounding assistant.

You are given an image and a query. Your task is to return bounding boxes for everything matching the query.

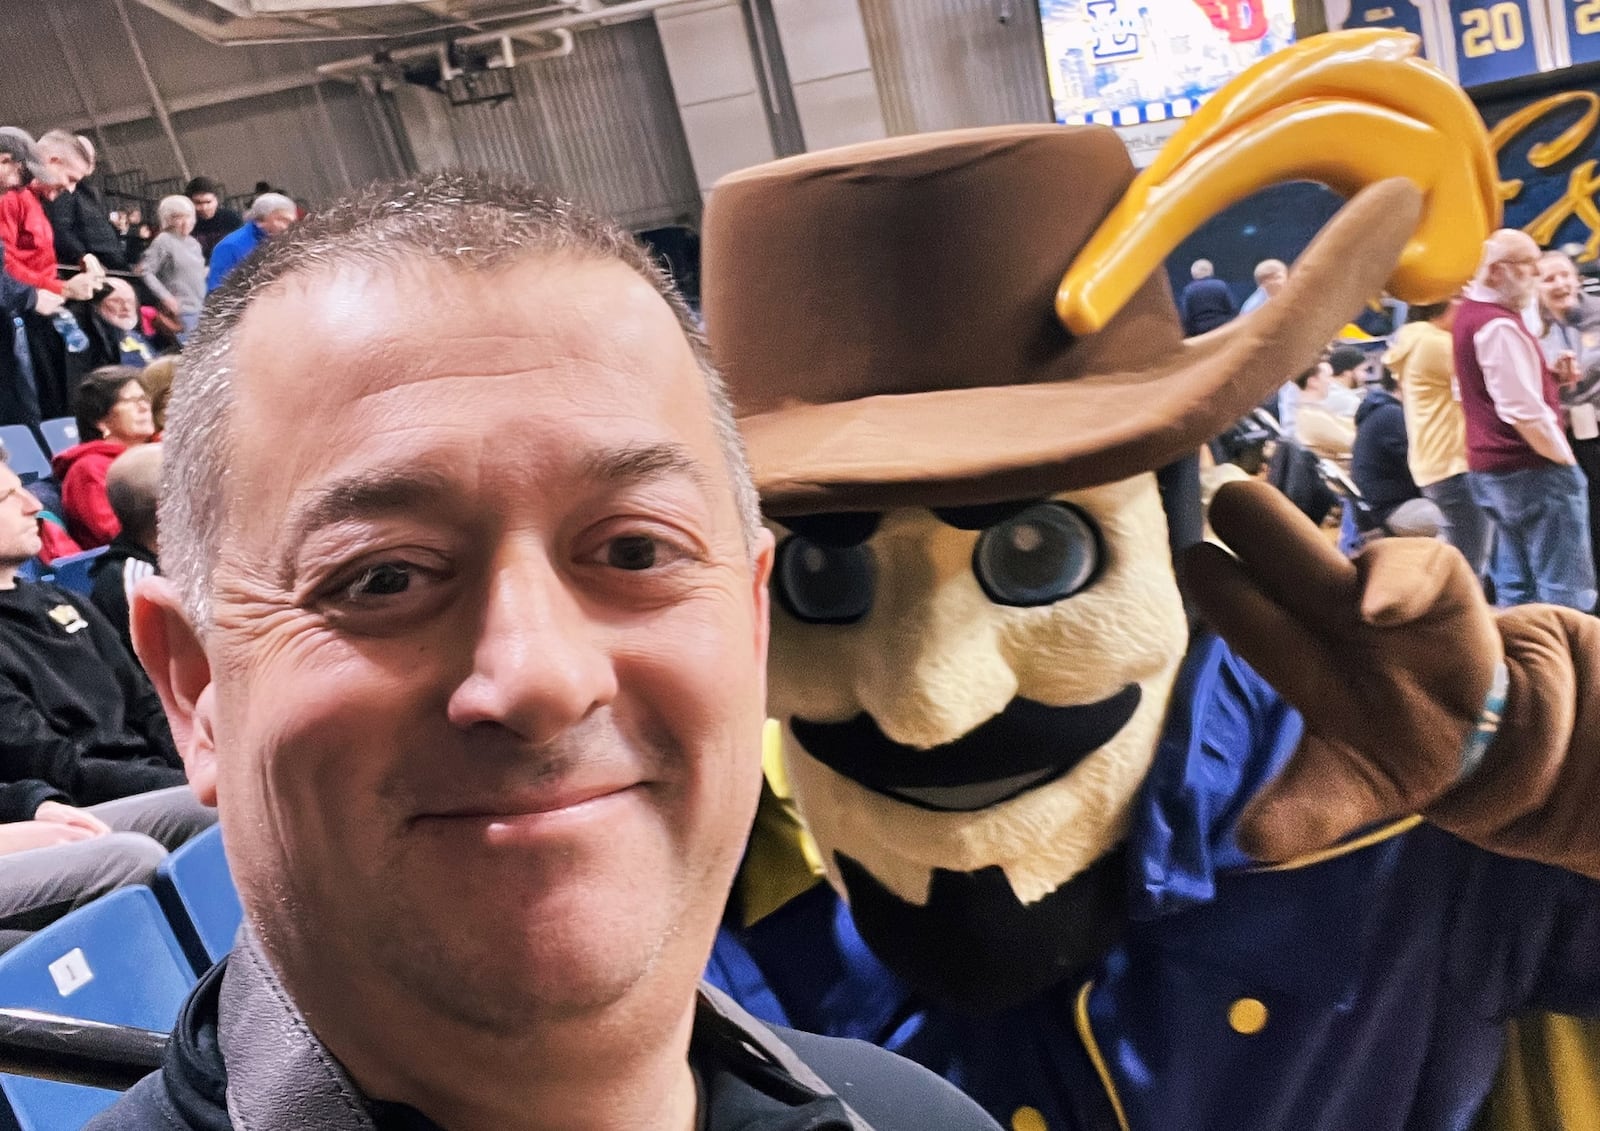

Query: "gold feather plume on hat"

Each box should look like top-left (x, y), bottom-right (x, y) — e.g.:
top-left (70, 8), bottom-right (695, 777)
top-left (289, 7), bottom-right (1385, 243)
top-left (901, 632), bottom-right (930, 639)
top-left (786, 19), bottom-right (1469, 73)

top-left (1058, 30), bottom-right (1501, 336)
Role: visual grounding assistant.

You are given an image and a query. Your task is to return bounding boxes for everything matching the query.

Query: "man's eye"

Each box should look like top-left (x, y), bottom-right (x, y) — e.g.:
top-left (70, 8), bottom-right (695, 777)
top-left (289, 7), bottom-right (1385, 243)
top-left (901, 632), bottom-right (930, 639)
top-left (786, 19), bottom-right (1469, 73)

top-left (606, 535), bottom-right (659, 571)
top-left (345, 563), bottom-right (413, 600)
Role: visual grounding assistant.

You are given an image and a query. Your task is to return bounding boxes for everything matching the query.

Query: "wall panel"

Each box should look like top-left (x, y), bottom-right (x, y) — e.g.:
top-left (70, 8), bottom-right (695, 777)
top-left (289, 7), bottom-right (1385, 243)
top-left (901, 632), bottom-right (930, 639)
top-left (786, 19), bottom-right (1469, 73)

top-left (859, 0), bottom-right (1053, 135)
top-left (444, 20), bottom-right (702, 228)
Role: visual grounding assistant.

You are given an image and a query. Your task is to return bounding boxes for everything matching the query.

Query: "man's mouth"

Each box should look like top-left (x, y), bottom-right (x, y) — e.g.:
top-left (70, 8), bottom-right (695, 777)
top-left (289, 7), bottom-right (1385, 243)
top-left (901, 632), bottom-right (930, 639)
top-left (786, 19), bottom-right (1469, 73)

top-left (789, 686), bottom-right (1142, 812)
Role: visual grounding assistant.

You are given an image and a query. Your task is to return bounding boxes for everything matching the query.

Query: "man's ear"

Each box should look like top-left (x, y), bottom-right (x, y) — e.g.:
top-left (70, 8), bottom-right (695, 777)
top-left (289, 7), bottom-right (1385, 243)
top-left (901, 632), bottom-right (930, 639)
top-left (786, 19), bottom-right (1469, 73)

top-left (131, 576), bottom-right (218, 806)
top-left (750, 525), bottom-right (776, 682)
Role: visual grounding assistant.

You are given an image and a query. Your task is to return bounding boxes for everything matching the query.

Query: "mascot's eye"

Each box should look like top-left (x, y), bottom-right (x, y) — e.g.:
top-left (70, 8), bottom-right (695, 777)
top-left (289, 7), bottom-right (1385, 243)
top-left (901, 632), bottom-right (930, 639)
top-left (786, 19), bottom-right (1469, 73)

top-left (973, 503), bottom-right (1102, 607)
top-left (774, 536), bottom-right (876, 625)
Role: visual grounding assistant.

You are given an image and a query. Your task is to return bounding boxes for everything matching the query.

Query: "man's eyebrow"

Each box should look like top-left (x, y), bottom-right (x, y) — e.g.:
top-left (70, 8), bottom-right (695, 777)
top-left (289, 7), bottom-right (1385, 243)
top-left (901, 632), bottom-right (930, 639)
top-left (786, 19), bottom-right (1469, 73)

top-left (580, 442), bottom-right (713, 491)
top-left (284, 467), bottom-right (457, 556)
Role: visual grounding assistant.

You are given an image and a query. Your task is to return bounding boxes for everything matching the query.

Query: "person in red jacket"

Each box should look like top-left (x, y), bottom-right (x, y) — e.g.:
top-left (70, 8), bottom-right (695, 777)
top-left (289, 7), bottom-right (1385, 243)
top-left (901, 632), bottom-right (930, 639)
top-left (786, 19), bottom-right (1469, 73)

top-left (0, 128), bottom-right (104, 424)
top-left (51, 366), bottom-right (154, 549)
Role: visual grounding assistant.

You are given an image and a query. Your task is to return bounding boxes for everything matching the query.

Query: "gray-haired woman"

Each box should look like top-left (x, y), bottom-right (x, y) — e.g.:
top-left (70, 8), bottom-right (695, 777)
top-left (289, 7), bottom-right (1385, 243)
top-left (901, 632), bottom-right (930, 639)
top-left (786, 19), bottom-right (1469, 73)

top-left (139, 194), bottom-right (206, 340)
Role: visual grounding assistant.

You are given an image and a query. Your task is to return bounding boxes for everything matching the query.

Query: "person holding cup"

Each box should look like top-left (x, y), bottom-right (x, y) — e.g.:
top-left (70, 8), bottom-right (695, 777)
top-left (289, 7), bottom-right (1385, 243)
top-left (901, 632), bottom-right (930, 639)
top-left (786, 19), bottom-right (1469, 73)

top-left (1537, 249), bottom-right (1600, 580)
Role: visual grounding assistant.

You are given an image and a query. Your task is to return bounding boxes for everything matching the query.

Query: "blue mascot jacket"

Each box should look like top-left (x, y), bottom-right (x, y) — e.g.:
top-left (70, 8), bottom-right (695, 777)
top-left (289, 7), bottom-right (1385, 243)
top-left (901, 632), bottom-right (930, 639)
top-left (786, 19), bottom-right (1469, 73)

top-left (710, 633), bottom-right (1600, 1131)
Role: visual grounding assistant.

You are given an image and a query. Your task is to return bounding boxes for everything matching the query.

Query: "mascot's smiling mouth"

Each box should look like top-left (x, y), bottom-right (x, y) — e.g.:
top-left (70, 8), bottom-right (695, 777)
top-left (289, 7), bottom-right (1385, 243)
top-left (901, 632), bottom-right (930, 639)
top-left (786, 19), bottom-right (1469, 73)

top-left (789, 685), bottom-right (1142, 811)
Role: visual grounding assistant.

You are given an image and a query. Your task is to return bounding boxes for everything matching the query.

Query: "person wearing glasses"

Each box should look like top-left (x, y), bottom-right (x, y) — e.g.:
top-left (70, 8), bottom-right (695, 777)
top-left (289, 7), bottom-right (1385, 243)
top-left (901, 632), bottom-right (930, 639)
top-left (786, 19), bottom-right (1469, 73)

top-left (51, 366), bottom-right (155, 549)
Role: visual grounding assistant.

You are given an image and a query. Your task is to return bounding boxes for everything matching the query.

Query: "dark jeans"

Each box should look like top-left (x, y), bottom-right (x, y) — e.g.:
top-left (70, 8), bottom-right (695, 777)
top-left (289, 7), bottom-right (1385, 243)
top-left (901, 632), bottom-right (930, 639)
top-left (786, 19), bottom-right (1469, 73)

top-left (1421, 473), bottom-right (1491, 579)
top-left (1572, 433), bottom-right (1600, 583)
top-left (1469, 463), bottom-right (1598, 610)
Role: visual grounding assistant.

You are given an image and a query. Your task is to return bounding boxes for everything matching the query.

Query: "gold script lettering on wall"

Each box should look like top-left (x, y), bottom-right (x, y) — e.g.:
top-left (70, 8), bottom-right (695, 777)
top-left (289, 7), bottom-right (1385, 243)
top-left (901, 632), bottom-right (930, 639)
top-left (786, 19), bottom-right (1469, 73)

top-left (1490, 91), bottom-right (1600, 260)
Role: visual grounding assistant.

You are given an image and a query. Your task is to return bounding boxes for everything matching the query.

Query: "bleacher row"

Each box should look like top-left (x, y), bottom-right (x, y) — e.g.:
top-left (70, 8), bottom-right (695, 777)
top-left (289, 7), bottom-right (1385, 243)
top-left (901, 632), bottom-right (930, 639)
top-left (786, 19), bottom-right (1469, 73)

top-left (0, 825), bottom-right (239, 1131)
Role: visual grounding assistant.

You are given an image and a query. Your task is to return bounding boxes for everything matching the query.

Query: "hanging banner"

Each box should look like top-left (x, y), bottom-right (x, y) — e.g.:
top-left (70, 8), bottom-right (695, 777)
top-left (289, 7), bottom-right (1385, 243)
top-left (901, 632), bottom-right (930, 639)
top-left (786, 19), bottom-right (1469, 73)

top-left (1559, 0), bottom-right (1600, 64)
top-left (1447, 0), bottom-right (1545, 84)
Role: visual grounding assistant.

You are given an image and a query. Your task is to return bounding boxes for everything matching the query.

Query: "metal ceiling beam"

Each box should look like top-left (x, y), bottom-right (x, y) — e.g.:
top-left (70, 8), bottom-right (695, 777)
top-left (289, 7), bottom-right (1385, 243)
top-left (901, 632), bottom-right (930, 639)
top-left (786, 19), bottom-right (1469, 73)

top-left (111, 0), bottom-right (193, 180)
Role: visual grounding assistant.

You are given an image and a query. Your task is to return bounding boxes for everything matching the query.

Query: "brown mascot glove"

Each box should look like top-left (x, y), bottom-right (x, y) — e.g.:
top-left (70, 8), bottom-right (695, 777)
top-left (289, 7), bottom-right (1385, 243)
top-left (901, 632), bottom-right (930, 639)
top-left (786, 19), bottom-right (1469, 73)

top-left (1181, 481), bottom-right (1600, 875)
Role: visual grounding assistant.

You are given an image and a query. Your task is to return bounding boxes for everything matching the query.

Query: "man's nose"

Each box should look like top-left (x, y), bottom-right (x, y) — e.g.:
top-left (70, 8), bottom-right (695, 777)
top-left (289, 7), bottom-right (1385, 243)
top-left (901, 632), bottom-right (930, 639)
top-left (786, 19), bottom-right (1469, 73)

top-left (445, 543), bottom-right (619, 745)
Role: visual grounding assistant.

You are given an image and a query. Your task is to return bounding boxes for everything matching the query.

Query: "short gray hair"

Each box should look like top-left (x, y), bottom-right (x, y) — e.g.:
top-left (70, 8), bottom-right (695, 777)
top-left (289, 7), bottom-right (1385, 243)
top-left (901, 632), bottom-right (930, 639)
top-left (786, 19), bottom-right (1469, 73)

top-left (157, 194), bottom-right (195, 228)
top-left (163, 171), bottom-right (759, 626)
top-left (1253, 258), bottom-right (1287, 283)
top-left (248, 192), bottom-right (295, 222)
top-left (35, 129), bottom-right (90, 167)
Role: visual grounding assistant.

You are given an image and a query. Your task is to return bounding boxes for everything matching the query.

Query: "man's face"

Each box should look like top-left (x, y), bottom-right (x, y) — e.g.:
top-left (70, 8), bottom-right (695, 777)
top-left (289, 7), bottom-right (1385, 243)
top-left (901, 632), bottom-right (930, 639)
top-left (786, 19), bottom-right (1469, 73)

top-left (0, 466), bottom-right (42, 567)
top-left (1494, 241), bottom-right (1542, 307)
top-left (0, 153), bottom-right (20, 192)
top-left (98, 283), bottom-right (138, 331)
top-left (1539, 256), bottom-right (1582, 317)
top-left (1261, 266), bottom-right (1288, 296)
top-left (190, 192), bottom-right (218, 220)
top-left (42, 154), bottom-right (85, 194)
top-left (257, 208), bottom-right (295, 237)
top-left (196, 256), bottom-right (773, 1030)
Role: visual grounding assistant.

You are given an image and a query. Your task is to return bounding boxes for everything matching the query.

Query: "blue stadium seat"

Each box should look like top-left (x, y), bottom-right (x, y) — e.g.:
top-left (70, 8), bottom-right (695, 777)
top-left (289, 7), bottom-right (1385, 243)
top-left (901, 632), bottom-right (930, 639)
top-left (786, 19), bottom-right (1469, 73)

top-left (36, 419), bottom-right (79, 458)
top-left (47, 548), bottom-right (108, 596)
top-left (0, 888), bottom-right (196, 1131)
top-left (0, 428), bottom-right (50, 486)
top-left (154, 827), bottom-right (241, 973)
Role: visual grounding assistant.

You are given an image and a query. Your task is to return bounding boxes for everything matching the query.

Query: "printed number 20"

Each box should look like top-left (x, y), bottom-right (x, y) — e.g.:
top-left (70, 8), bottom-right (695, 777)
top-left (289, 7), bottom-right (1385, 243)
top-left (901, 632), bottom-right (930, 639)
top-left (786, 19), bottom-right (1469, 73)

top-left (1461, 2), bottom-right (1525, 55)
top-left (1578, 0), bottom-right (1600, 35)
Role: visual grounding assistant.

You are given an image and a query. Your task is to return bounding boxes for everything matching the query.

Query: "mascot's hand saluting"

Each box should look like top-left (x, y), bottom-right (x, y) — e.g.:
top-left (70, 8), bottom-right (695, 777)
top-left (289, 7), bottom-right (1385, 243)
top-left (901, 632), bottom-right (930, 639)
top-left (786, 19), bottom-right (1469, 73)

top-left (1188, 480), bottom-right (1600, 878)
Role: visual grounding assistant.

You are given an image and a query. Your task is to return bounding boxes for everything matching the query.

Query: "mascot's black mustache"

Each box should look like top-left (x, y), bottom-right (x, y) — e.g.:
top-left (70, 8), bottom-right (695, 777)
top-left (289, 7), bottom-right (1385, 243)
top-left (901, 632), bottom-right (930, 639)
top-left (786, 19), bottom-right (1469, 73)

top-left (790, 686), bottom-right (1141, 812)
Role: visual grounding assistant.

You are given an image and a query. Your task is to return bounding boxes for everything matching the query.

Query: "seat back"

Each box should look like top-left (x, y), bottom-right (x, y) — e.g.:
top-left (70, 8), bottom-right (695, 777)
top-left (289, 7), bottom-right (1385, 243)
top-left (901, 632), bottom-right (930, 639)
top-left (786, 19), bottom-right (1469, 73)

top-left (47, 548), bottom-right (108, 596)
top-left (36, 419), bottom-right (79, 458)
top-left (0, 428), bottom-right (49, 486)
top-left (154, 827), bottom-right (241, 973)
top-left (0, 888), bottom-right (195, 1131)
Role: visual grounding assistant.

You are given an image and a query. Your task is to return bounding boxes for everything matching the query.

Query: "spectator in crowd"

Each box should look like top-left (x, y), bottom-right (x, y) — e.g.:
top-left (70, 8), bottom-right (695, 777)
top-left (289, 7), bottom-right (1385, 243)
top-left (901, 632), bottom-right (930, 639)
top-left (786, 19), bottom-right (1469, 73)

top-left (0, 445), bottom-right (213, 840)
top-left (0, 776), bottom-right (167, 953)
top-left (91, 173), bottom-right (995, 1131)
top-left (206, 192), bottom-right (296, 292)
top-left (1350, 362), bottom-right (1440, 537)
top-left (1240, 258), bottom-right (1288, 314)
top-left (1277, 360), bottom-right (1321, 441)
top-left (142, 354), bottom-right (175, 435)
top-left (1294, 356), bottom-right (1360, 462)
top-left (52, 366), bottom-right (155, 549)
top-left (1387, 298), bottom-right (1489, 574)
top-left (121, 206), bottom-right (151, 265)
top-left (1328, 343), bottom-right (1376, 390)
top-left (1536, 248), bottom-right (1600, 575)
top-left (185, 176), bottom-right (241, 262)
top-left (85, 277), bottom-right (156, 369)
top-left (89, 444), bottom-right (160, 658)
top-left (44, 134), bottom-right (127, 271)
top-left (0, 127), bottom-right (102, 422)
top-left (140, 194), bottom-right (205, 340)
top-left (1178, 258), bottom-right (1238, 336)
top-left (1455, 228), bottom-right (1596, 610)
top-left (0, 135), bottom-right (64, 430)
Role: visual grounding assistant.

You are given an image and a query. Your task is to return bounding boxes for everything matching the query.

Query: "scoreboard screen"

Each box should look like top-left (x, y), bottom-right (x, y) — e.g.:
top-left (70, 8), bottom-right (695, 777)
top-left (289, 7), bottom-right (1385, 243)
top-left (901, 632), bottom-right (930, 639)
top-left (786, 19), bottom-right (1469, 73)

top-left (1039, 0), bottom-right (1297, 129)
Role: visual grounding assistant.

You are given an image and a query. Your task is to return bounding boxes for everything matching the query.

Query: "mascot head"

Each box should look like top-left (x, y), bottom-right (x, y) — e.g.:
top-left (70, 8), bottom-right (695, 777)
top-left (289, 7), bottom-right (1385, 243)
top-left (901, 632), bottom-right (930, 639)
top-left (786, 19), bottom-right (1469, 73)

top-left (703, 33), bottom-right (1495, 1013)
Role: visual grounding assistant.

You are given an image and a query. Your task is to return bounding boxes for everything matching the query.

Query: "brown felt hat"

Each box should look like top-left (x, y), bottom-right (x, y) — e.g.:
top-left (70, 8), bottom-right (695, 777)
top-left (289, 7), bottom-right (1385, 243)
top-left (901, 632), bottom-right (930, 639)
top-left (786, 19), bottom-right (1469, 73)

top-left (702, 124), bottom-right (1422, 516)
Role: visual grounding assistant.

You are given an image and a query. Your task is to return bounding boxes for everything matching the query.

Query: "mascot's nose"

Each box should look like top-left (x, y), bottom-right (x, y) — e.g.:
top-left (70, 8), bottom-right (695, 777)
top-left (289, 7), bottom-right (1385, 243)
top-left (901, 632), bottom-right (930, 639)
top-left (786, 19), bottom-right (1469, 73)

top-left (853, 534), bottom-right (1021, 749)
